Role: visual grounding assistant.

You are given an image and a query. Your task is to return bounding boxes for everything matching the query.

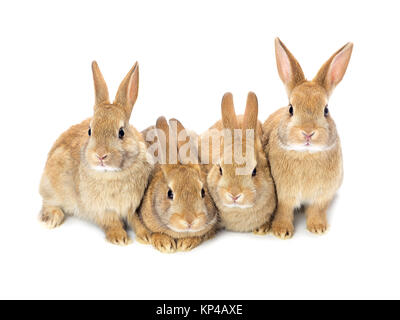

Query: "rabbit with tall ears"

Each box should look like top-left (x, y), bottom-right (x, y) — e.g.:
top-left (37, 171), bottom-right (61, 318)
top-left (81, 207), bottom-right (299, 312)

top-left (201, 92), bottom-right (276, 233)
top-left (130, 117), bottom-right (218, 253)
top-left (39, 62), bottom-right (153, 245)
top-left (263, 38), bottom-right (353, 239)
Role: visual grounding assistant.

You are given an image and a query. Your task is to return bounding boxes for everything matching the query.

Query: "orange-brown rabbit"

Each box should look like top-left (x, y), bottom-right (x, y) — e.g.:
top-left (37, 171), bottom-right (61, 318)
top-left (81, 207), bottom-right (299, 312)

top-left (130, 117), bottom-right (218, 253)
top-left (39, 62), bottom-right (153, 245)
top-left (201, 92), bottom-right (276, 233)
top-left (263, 38), bottom-right (353, 239)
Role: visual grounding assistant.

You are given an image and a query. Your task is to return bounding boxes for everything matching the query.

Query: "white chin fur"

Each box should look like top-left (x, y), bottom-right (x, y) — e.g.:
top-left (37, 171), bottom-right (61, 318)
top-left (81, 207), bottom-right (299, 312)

top-left (91, 166), bottom-right (121, 172)
top-left (223, 203), bottom-right (254, 209)
top-left (279, 141), bottom-right (336, 153)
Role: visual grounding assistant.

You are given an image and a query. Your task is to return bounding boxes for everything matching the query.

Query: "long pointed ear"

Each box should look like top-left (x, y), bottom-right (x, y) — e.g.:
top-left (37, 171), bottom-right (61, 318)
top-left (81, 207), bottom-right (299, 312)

top-left (170, 118), bottom-right (187, 150)
top-left (170, 118), bottom-right (199, 164)
top-left (243, 92), bottom-right (258, 131)
top-left (275, 38), bottom-right (305, 95)
top-left (313, 42), bottom-right (353, 96)
top-left (114, 62), bottom-right (139, 119)
top-left (221, 92), bottom-right (239, 130)
top-left (92, 61), bottom-right (110, 105)
top-left (156, 116), bottom-right (170, 164)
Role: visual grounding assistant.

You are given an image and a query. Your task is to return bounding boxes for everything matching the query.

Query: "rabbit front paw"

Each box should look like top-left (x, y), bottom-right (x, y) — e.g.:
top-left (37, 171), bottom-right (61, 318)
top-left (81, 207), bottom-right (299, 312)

top-left (253, 221), bottom-right (271, 235)
top-left (177, 237), bottom-right (202, 252)
top-left (307, 221), bottom-right (328, 235)
top-left (272, 221), bottom-right (294, 239)
top-left (151, 233), bottom-right (177, 253)
top-left (39, 206), bottom-right (65, 229)
top-left (136, 231), bottom-right (152, 245)
top-left (106, 228), bottom-right (131, 246)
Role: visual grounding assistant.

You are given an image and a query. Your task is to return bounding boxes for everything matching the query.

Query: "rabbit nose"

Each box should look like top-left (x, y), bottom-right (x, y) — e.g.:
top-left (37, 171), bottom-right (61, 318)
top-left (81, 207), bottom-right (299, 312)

top-left (229, 193), bottom-right (242, 202)
top-left (185, 216), bottom-right (196, 226)
top-left (302, 131), bottom-right (315, 141)
top-left (97, 154), bottom-right (108, 160)
top-left (185, 215), bottom-right (203, 228)
top-left (181, 221), bottom-right (194, 230)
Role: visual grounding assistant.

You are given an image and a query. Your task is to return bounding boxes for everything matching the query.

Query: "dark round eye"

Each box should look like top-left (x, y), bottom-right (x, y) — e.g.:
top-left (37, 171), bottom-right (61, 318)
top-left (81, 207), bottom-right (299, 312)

top-left (289, 104), bottom-right (294, 116)
top-left (252, 168), bottom-right (257, 177)
top-left (167, 189), bottom-right (174, 200)
top-left (324, 105), bottom-right (329, 117)
top-left (201, 188), bottom-right (205, 198)
top-left (118, 128), bottom-right (125, 139)
top-left (88, 128), bottom-right (91, 136)
top-left (219, 166), bottom-right (223, 176)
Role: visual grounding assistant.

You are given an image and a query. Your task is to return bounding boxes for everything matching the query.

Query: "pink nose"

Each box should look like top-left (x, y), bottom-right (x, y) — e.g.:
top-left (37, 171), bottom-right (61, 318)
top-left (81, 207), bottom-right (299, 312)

top-left (97, 154), bottom-right (108, 160)
top-left (230, 194), bottom-right (242, 202)
top-left (302, 131), bottom-right (315, 141)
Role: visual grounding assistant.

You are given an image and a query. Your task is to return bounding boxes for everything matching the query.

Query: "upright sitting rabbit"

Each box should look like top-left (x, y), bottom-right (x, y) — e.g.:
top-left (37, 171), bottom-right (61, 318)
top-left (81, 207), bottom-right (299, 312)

top-left (263, 38), bottom-right (353, 239)
top-left (201, 92), bottom-right (276, 233)
top-left (39, 61), bottom-right (153, 245)
top-left (131, 117), bottom-right (218, 253)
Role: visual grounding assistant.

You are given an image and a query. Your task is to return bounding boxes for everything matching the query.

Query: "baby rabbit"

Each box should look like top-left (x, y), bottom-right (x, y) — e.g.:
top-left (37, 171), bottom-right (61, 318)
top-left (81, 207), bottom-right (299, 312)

top-left (201, 92), bottom-right (276, 233)
top-left (263, 38), bottom-right (353, 239)
top-left (131, 117), bottom-right (218, 253)
top-left (39, 61), bottom-right (153, 245)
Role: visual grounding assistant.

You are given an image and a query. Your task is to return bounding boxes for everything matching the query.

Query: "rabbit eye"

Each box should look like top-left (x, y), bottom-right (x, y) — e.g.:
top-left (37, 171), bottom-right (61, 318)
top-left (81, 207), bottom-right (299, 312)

top-left (252, 168), bottom-right (257, 177)
top-left (324, 105), bottom-right (329, 117)
top-left (289, 104), bottom-right (294, 116)
top-left (201, 188), bottom-right (205, 198)
top-left (119, 128), bottom-right (125, 139)
top-left (88, 128), bottom-right (91, 136)
top-left (219, 166), bottom-right (223, 176)
top-left (167, 189), bottom-right (174, 200)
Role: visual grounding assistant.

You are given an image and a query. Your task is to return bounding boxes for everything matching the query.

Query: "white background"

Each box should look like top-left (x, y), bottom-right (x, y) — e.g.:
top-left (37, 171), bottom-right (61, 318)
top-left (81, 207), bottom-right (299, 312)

top-left (0, 0), bottom-right (399, 300)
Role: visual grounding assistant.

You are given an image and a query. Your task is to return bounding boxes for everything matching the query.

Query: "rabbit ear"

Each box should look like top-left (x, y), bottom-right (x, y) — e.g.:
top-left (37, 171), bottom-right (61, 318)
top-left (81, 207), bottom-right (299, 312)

top-left (313, 42), bottom-right (353, 96)
top-left (156, 116), bottom-right (170, 164)
top-left (170, 118), bottom-right (186, 150)
top-left (170, 118), bottom-right (199, 164)
top-left (92, 61), bottom-right (110, 105)
top-left (221, 92), bottom-right (239, 130)
top-left (243, 92), bottom-right (258, 131)
top-left (275, 38), bottom-right (305, 95)
top-left (114, 62), bottom-right (139, 119)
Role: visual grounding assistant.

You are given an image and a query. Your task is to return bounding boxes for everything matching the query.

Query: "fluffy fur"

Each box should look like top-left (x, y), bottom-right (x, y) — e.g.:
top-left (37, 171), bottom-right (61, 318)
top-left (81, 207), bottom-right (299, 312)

top-left (131, 117), bottom-right (218, 253)
top-left (39, 61), bottom-right (153, 245)
top-left (201, 92), bottom-right (276, 233)
top-left (263, 38), bottom-right (353, 239)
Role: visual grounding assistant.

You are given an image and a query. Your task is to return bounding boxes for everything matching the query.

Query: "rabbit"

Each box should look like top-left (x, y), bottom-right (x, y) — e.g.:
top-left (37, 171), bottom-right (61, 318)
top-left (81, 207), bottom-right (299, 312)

top-left (130, 117), bottom-right (218, 253)
top-left (39, 61), bottom-right (153, 245)
top-left (263, 38), bottom-right (353, 239)
top-left (200, 92), bottom-right (276, 233)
